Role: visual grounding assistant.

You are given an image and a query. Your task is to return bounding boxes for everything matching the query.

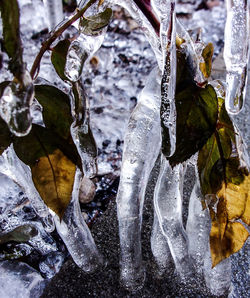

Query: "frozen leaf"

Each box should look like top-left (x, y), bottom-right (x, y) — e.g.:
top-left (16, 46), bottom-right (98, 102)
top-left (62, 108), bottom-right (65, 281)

top-left (167, 50), bottom-right (218, 166)
top-left (79, 8), bottom-right (112, 36)
top-left (51, 39), bottom-right (71, 81)
top-left (35, 85), bottom-right (72, 140)
top-left (0, 225), bottom-right (38, 244)
top-left (0, 0), bottom-right (24, 77)
top-left (198, 98), bottom-right (250, 267)
top-left (98, 0), bottom-right (105, 7)
top-left (199, 43), bottom-right (214, 79)
top-left (13, 124), bottom-right (79, 218)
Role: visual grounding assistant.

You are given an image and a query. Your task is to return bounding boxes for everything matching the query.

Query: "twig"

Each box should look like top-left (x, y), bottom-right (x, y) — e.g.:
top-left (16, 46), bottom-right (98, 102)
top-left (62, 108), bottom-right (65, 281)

top-left (30, 0), bottom-right (98, 79)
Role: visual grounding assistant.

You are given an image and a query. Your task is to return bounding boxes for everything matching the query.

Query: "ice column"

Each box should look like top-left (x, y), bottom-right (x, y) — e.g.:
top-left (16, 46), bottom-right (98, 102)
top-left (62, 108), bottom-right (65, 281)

top-left (151, 211), bottom-right (173, 276)
top-left (116, 67), bottom-right (161, 290)
top-left (154, 155), bottom-right (193, 280)
top-left (152, 0), bottom-right (177, 156)
top-left (186, 166), bottom-right (232, 295)
top-left (53, 168), bottom-right (104, 273)
top-left (224, 0), bottom-right (250, 114)
top-left (44, 0), bottom-right (64, 31)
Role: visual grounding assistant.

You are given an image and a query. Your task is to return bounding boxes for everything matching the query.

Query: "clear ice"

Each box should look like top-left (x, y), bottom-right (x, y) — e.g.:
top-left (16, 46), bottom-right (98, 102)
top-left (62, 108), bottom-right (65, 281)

top-left (0, 70), bottom-right (34, 137)
top-left (43, 0), bottom-right (64, 31)
top-left (116, 67), bottom-right (161, 290)
top-left (0, 260), bottom-right (46, 298)
top-left (154, 155), bottom-right (193, 280)
top-left (152, 0), bottom-right (177, 156)
top-left (224, 0), bottom-right (249, 114)
top-left (71, 81), bottom-right (97, 178)
top-left (53, 168), bottom-right (104, 273)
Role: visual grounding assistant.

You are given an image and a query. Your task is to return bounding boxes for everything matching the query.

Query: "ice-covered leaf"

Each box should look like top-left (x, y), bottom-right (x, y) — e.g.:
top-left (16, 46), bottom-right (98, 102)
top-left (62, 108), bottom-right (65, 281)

top-left (199, 43), bottom-right (213, 79)
top-left (79, 8), bottom-right (112, 35)
top-left (198, 100), bottom-right (250, 267)
top-left (0, 0), bottom-right (24, 76)
top-left (167, 50), bottom-right (218, 166)
top-left (0, 225), bottom-right (38, 244)
top-left (51, 39), bottom-right (71, 81)
top-left (98, 0), bottom-right (105, 7)
top-left (35, 85), bottom-right (72, 140)
top-left (13, 124), bottom-right (79, 218)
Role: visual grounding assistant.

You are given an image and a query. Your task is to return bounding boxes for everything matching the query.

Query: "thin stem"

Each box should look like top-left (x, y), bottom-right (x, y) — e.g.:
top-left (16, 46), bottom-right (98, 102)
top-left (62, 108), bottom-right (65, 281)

top-left (30, 0), bottom-right (98, 79)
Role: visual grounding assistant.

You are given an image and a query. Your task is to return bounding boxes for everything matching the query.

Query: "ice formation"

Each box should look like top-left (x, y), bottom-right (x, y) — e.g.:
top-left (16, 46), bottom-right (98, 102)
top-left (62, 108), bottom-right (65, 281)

top-left (53, 169), bottom-right (104, 272)
top-left (224, 0), bottom-right (249, 114)
top-left (116, 67), bottom-right (161, 290)
top-left (0, 70), bottom-right (34, 137)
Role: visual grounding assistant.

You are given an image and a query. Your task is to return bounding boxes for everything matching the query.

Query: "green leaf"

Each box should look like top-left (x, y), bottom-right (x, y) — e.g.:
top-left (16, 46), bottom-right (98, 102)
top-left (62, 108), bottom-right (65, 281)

top-left (0, 0), bottom-right (24, 77)
top-left (51, 39), bottom-right (71, 81)
top-left (35, 85), bottom-right (72, 140)
top-left (0, 225), bottom-right (38, 244)
top-left (79, 8), bottom-right (113, 36)
top-left (166, 50), bottom-right (218, 166)
top-left (198, 94), bottom-right (250, 267)
top-left (13, 124), bottom-right (79, 219)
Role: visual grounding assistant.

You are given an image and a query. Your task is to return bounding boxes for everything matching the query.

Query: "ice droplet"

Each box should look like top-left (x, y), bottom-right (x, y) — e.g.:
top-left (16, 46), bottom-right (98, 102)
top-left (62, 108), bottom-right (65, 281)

top-left (0, 70), bottom-right (34, 137)
top-left (224, 0), bottom-right (249, 114)
top-left (116, 67), bottom-right (161, 290)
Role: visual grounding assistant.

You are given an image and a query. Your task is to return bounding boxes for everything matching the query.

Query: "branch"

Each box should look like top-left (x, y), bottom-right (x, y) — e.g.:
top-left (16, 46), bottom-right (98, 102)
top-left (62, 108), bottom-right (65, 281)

top-left (30, 0), bottom-right (98, 79)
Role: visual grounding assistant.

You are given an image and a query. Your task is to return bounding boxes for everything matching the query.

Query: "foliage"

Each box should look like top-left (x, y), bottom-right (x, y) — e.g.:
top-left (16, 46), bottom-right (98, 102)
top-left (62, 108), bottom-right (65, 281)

top-left (0, 0), bottom-right (249, 268)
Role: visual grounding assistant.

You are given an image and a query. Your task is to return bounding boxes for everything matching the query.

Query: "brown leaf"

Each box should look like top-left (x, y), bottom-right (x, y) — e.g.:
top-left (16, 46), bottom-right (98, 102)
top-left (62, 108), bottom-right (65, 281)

top-left (31, 149), bottom-right (76, 219)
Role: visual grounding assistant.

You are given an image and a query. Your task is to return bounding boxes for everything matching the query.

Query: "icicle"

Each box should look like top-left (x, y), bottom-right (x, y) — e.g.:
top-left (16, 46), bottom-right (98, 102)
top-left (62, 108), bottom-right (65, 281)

top-left (65, 30), bottom-right (106, 82)
top-left (154, 154), bottom-right (193, 280)
top-left (53, 168), bottom-right (104, 272)
top-left (151, 210), bottom-right (173, 277)
top-left (71, 81), bottom-right (97, 178)
top-left (116, 67), bottom-right (161, 290)
top-left (0, 70), bottom-right (34, 137)
top-left (186, 163), bottom-right (211, 275)
top-left (152, 0), bottom-right (177, 156)
top-left (43, 0), bottom-right (64, 31)
top-left (224, 0), bottom-right (249, 114)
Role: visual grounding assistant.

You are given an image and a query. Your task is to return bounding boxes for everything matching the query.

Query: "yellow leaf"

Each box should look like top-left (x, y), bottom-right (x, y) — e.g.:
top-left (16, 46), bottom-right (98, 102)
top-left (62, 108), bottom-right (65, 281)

top-left (31, 149), bottom-right (76, 219)
top-left (199, 43), bottom-right (214, 79)
top-left (210, 221), bottom-right (249, 267)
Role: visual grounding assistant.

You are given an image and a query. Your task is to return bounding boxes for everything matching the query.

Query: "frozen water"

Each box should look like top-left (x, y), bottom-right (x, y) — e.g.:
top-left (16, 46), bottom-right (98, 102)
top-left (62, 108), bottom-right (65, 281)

top-left (116, 67), bottom-right (161, 290)
top-left (53, 168), bottom-right (104, 273)
top-left (154, 155), bottom-right (193, 280)
top-left (44, 0), bottom-right (64, 31)
top-left (0, 260), bottom-right (46, 298)
top-left (0, 70), bottom-right (34, 137)
top-left (224, 0), bottom-right (249, 114)
top-left (65, 32), bottom-right (106, 82)
top-left (39, 251), bottom-right (65, 279)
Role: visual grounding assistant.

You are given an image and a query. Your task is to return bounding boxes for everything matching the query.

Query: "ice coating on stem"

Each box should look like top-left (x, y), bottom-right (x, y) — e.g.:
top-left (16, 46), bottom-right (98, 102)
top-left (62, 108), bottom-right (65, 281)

top-left (116, 67), bottom-right (161, 290)
top-left (154, 155), bottom-right (193, 280)
top-left (44, 0), bottom-right (64, 31)
top-left (71, 81), bottom-right (97, 177)
top-left (53, 168), bottom-right (104, 272)
top-left (65, 32), bottom-right (106, 82)
top-left (224, 0), bottom-right (249, 114)
top-left (152, 1), bottom-right (177, 156)
top-left (0, 70), bottom-right (34, 137)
